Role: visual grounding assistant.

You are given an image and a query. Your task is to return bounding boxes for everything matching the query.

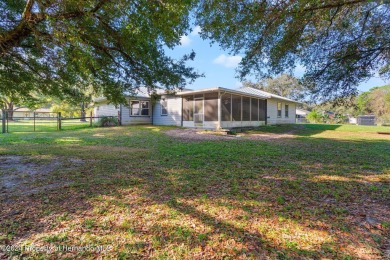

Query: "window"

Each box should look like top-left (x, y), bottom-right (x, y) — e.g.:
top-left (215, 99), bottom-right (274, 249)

top-left (130, 101), bottom-right (139, 115)
top-left (140, 101), bottom-right (149, 115)
top-left (130, 100), bottom-right (149, 116)
top-left (161, 99), bottom-right (168, 115)
top-left (277, 102), bottom-right (282, 117)
top-left (231, 95), bottom-right (242, 121)
top-left (285, 104), bottom-right (289, 117)
top-left (183, 96), bottom-right (193, 121)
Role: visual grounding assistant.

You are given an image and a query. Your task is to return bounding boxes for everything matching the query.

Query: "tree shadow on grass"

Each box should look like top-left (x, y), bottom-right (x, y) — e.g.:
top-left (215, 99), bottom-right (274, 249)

top-left (0, 132), bottom-right (389, 258)
top-left (255, 124), bottom-right (343, 137)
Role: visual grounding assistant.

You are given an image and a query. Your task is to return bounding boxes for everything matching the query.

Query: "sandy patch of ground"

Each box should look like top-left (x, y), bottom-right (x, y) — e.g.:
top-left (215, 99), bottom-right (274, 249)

top-left (0, 156), bottom-right (78, 197)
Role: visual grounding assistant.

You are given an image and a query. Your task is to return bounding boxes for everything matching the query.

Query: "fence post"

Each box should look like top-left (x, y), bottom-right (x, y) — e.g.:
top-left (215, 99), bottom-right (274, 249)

top-left (58, 112), bottom-right (62, 130)
top-left (90, 111), bottom-right (93, 127)
top-left (33, 112), bottom-right (36, 132)
top-left (6, 111), bottom-right (8, 133)
top-left (118, 110), bottom-right (121, 126)
top-left (1, 110), bottom-right (5, 134)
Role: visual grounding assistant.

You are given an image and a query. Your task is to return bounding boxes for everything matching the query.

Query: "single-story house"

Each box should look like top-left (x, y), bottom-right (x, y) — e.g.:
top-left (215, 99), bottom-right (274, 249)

top-left (12, 107), bottom-right (52, 118)
top-left (295, 108), bottom-right (309, 123)
top-left (93, 86), bottom-right (301, 129)
top-left (296, 108), bottom-right (309, 119)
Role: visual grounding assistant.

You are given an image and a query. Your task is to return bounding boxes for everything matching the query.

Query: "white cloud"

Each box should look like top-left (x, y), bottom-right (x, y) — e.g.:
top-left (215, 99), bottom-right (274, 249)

top-left (191, 26), bottom-right (202, 36)
top-left (179, 35), bottom-right (191, 46)
top-left (213, 54), bottom-right (242, 68)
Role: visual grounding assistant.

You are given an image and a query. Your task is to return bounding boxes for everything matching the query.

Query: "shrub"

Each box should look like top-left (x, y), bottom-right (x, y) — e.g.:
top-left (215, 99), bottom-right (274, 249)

top-left (95, 116), bottom-right (119, 127)
top-left (306, 110), bottom-right (322, 123)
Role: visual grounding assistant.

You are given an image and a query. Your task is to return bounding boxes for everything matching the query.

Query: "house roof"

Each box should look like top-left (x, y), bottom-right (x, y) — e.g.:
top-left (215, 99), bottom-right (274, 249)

top-left (93, 87), bottom-right (190, 103)
top-left (238, 87), bottom-right (302, 103)
top-left (94, 86), bottom-right (302, 104)
top-left (296, 108), bottom-right (310, 116)
top-left (14, 107), bottom-right (51, 113)
top-left (176, 87), bottom-right (269, 99)
top-left (177, 86), bottom-right (302, 103)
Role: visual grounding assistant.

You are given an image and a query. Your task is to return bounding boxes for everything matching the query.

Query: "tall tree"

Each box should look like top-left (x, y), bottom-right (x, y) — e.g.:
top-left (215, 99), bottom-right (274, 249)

top-left (0, 0), bottom-right (200, 103)
top-left (243, 74), bottom-right (308, 101)
top-left (355, 85), bottom-right (390, 123)
top-left (196, 0), bottom-right (390, 100)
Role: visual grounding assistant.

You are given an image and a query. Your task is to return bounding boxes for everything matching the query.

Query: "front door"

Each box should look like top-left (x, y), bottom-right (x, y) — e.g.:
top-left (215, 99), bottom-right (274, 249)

top-left (194, 98), bottom-right (204, 127)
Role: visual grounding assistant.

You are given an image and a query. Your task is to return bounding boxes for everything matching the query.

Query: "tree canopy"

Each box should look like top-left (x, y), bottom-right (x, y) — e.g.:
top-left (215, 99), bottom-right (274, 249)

top-left (357, 84), bottom-right (390, 122)
top-left (1, 1), bottom-right (389, 102)
top-left (0, 0), bottom-right (200, 103)
top-left (196, 0), bottom-right (390, 100)
top-left (243, 74), bottom-right (308, 101)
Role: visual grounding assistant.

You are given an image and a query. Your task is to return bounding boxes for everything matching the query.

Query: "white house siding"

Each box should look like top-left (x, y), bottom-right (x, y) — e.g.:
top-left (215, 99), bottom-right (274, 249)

top-left (120, 103), bottom-right (152, 125)
top-left (153, 96), bottom-right (182, 126)
top-left (94, 104), bottom-right (119, 117)
top-left (266, 99), bottom-right (296, 125)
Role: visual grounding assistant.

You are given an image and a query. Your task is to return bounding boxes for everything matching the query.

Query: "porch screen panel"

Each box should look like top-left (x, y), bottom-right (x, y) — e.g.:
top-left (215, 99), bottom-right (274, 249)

top-left (231, 95), bottom-right (242, 121)
top-left (259, 99), bottom-right (266, 121)
top-left (183, 96), bottom-right (193, 121)
top-left (204, 93), bottom-right (218, 121)
top-left (251, 98), bottom-right (259, 121)
top-left (242, 97), bottom-right (251, 121)
top-left (221, 94), bottom-right (231, 121)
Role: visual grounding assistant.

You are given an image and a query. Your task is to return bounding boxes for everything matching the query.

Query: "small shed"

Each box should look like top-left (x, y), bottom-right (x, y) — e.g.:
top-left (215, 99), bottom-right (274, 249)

top-left (357, 115), bottom-right (376, 126)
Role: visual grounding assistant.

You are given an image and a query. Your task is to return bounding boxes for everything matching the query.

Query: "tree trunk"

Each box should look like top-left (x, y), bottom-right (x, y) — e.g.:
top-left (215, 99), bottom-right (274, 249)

top-left (6, 101), bottom-right (14, 121)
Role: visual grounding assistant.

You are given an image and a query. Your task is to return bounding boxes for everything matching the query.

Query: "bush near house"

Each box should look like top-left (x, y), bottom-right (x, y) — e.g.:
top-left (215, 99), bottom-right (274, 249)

top-left (94, 116), bottom-right (119, 127)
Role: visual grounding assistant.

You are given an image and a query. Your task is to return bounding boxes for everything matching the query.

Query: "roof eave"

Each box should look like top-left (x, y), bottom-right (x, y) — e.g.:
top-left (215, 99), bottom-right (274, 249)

top-left (177, 87), bottom-right (269, 99)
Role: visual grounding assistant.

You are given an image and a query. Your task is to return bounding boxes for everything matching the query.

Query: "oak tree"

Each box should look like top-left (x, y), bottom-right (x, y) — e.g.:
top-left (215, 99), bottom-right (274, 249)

top-left (0, 0), bottom-right (200, 103)
top-left (196, 0), bottom-right (390, 100)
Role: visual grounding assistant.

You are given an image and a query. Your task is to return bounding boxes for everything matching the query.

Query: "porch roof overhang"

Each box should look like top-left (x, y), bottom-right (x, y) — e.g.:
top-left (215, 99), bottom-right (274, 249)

top-left (176, 87), bottom-right (270, 100)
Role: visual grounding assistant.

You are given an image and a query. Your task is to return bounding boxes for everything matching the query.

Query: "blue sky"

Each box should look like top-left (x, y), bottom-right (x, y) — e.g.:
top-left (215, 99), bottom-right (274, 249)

top-left (166, 26), bottom-right (389, 93)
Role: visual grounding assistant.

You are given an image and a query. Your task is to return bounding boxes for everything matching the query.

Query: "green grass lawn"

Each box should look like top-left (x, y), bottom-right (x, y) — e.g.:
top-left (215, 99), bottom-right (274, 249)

top-left (0, 124), bottom-right (389, 259)
top-left (5, 118), bottom-right (93, 132)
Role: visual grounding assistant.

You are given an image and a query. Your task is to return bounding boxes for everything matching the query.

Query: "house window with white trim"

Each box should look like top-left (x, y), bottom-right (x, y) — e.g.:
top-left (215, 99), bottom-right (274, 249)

top-left (285, 104), bottom-right (289, 117)
top-left (277, 102), bottom-right (282, 117)
top-left (130, 100), bottom-right (149, 116)
top-left (161, 99), bottom-right (168, 115)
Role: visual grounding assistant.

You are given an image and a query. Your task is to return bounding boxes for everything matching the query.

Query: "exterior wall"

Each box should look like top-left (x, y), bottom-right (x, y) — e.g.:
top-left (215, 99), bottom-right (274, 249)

top-left (153, 96), bottom-right (182, 126)
top-left (183, 121), bottom-right (219, 129)
top-left (221, 121), bottom-right (265, 128)
top-left (94, 104), bottom-right (119, 117)
top-left (183, 121), bottom-right (194, 128)
top-left (266, 99), bottom-right (296, 125)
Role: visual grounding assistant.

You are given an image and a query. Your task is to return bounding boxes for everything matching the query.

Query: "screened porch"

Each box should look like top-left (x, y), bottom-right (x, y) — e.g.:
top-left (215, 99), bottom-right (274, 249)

top-left (181, 90), bottom-right (267, 129)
